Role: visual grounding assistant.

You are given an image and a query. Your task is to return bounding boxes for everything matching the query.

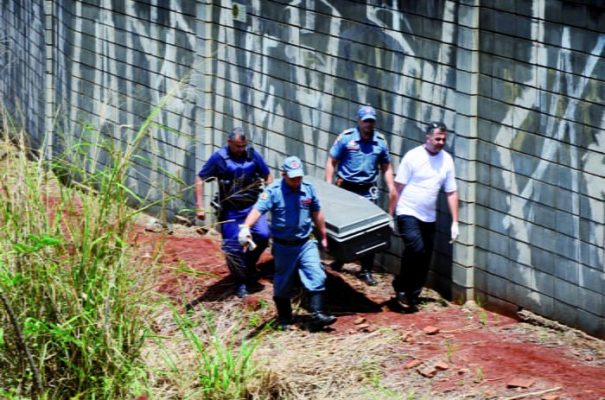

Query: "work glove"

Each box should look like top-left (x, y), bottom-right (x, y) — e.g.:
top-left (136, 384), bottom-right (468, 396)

top-left (238, 224), bottom-right (256, 250)
top-left (388, 217), bottom-right (399, 236)
top-left (238, 224), bottom-right (252, 246)
top-left (450, 221), bottom-right (459, 244)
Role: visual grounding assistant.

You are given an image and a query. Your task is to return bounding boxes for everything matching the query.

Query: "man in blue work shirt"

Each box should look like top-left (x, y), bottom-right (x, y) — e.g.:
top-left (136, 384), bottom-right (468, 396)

top-left (195, 127), bottom-right (272, 298)
top-left (325, 105), bottom-right (397, 286)
top-left (239, 156), bottom-right (337, 331)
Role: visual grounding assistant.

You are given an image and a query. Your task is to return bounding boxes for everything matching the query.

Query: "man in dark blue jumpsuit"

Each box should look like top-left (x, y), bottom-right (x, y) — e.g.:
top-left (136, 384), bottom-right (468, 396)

top-left (239, 156), bottom-right (336, 330)
top-left (195, 128), bottom-right (272, 298)
top-left (325, 105), bottom-right (397, 286)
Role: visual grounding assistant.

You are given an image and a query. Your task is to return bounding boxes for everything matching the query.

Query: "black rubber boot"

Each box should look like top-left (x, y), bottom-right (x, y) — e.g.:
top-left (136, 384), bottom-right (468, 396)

top-left (308, 291), bottom-right (336, 330)
top-left (273, 297), bottom-right (293, 329)
top-left (357, 270), bottom-right (377, 286)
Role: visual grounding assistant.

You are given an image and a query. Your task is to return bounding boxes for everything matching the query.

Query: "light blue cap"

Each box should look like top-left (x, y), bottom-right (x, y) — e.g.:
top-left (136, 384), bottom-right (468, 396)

top-left (357, 105), bottom-right (377, 121)
top-left (282, 156), bottom-right (304, 178)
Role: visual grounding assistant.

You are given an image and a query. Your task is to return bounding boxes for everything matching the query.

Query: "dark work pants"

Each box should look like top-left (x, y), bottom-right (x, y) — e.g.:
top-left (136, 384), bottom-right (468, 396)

top-left (220, 206), bottom-right (269, 284)
top-left (392, 215), bottom-right (436, 299)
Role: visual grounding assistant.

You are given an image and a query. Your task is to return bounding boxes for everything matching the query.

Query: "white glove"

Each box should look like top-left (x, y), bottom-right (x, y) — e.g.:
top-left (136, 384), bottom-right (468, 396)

top-left (450, 221), bottom-right (459, 244)
top-left (388, 217), bottom-right (397, 234)
top-left (238, 224), bottom-right (252, 246)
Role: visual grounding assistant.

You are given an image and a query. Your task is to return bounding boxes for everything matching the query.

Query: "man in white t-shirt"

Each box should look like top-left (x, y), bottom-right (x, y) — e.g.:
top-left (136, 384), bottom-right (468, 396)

top-left (392, 122), bottom-right (459, 310)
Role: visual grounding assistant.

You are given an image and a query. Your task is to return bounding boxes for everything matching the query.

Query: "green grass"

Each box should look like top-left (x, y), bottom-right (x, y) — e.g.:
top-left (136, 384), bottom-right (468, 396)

top-left (0, 121), bottom-right (156, 398)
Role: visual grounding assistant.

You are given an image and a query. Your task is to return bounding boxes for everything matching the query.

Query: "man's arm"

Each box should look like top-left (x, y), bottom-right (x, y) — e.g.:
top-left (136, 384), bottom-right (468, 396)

top-left (446, 191), bottom-right (459, 222)
top-left (381, 162), bottom-right (397, 215)
top-left (194, 176), bottom-right (205, 220)
top-left (446, 191), bottom-right (459, 243)
top-left (324, 156), bottom-right (338, 183)
top-left (391, 181), bottom-right (405, 215)
top-left (311, 210), bottom-right (329, 250)
top-left (243, 207), bottom-right (263, 228)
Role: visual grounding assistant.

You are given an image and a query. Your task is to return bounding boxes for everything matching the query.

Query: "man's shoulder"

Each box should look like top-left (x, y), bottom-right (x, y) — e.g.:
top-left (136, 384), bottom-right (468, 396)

top-left (265, 180), bottom-right (281, 192)
top-left (441, 150), bottom-right (455, 164)
top-left (258, 181), bottom-right (280, 201)
top-left (301, 181), bottom-right (318, 197)
top-left (405, 144), bottom-right (425, 156)
top-left (373, 131), bottom-right (387, 144)
top-left (301, 180), bottom-right (316, 191)
top-left (203, 149), bottom-right (224, 166)
top-left (334, 128), bottom-right (356, 143)
top-left (214, 146), bottom-right (229, 158)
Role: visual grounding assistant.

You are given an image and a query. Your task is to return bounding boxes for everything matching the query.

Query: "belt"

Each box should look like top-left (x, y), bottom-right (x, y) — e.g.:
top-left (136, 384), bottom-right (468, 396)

top-left (272, 236), bottom-right (310, 246)
top-left (338, 179), bottom-right (374, 192)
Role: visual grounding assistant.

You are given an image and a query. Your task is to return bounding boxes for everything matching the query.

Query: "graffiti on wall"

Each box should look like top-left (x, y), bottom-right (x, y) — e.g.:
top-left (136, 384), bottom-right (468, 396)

top-left (490, 2), bottom-right (604, 313)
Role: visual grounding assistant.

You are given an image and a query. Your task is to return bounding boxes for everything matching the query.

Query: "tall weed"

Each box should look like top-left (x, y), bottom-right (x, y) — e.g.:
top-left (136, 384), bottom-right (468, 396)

top-left (0, 106), bottom-right (167, 398)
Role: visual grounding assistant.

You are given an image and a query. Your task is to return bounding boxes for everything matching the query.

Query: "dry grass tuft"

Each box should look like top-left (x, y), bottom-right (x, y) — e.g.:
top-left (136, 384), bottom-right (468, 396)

top-left (250, 327), bottom-right (404, 399)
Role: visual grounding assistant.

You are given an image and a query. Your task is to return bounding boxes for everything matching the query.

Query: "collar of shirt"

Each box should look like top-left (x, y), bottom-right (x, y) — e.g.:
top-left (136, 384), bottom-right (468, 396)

top-left (353, 127), bottom-right (377, 144)
top-left (280, 179), bottom-right (308, 196)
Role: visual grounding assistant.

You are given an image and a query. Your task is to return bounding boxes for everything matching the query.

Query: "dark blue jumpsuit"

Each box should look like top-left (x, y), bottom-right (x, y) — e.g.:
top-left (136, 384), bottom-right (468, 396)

top-left (197, 146), bottom-right (270, 285)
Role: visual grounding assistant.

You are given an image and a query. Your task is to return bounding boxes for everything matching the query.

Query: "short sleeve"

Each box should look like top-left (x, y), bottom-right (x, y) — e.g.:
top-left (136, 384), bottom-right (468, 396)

top-left (328, 134), bottom-right (345, 160)
top-left (254, 189), bottom-right (273, 214)
top-left (394, 153), bottom-right (411, 185)
top-left (309, 185), bottom-right (321, 212)
top-left (198, 153), bottom-right (220, 180)
top-left (253, 151), bottom-right (270, 178)
top-left (443, 157), bottom-right (457, 193)
top-left (379, 140), bottom-right (391, 164)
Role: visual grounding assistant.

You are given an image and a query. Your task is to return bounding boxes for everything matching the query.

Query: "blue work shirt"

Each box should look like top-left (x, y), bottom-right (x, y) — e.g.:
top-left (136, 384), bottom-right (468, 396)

top-left (198, 146), bottom-right (270, 209)
top-left (329, 127), bottom-right (391, 184)
top-left (254, 179), bottom-right (321, 241)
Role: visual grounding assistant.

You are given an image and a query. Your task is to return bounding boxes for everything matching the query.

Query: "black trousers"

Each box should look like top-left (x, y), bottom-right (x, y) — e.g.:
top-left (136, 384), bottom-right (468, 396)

top-left (392, 215), bottom-right (435, 299)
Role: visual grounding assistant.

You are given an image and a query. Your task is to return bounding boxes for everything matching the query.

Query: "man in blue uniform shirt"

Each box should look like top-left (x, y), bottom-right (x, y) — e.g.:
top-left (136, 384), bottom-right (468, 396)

top-left (325, 105), bottom-right (397, 286)
top-left (239, 156), bottom-right (337, 330)
top-left (195, 127), bottom-right (272, 298)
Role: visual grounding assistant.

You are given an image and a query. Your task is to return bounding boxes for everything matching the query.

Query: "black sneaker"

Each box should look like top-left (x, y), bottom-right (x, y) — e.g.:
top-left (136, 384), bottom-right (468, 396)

top-left (235, 284), bottom-right (248, 298)
top-left (357, 271), bottom-right (377, 286)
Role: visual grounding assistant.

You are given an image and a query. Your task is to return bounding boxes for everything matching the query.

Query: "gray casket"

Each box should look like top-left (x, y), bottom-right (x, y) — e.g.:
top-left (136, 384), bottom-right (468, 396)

top-left (305, 176), bottom-right (392, 262)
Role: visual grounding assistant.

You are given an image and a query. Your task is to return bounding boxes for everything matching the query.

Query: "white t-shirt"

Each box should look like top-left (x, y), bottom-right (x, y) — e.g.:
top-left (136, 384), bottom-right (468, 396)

top-left (395, 145), bottom-right (457, 222)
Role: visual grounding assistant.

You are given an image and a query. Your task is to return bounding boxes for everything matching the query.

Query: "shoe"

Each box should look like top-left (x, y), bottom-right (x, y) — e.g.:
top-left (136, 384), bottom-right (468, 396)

top-left (357, 271), bottom-right (377, 286)
top-left (396, 292), bottom-right (417, 311)
top-left (235, 284), bottom-right (248, 298)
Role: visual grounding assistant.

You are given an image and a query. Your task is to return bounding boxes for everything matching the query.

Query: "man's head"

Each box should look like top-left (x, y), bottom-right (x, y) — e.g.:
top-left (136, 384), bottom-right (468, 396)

top-left (425, 122), bottom-right (448, 154)
top-left (356, 105), bottom-right (376, 136)
top-left (227, 127), bottom-right (248, 157)
top-left (281, 156), bottom-right (304, 190)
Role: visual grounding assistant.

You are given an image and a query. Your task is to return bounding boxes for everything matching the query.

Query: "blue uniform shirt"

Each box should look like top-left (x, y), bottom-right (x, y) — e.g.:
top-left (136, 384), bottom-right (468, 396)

top-left (198, 146), bottom-right (270, 208)
top-left (329, 127), bottom-right (391, 184)
top-left (254, 179), bottom-right (321, 240)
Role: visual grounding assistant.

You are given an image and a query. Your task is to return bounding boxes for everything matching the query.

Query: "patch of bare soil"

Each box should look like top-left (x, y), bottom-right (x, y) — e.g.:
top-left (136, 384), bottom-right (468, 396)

top-left (141, 220), bottom-right (605, 399)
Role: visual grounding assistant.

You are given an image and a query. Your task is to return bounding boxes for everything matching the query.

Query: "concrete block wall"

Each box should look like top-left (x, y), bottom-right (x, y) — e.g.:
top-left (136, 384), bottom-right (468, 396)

top-left (473, 0), bottom-right (604, 337)
top-left (23, 0), bottom-right (204, 215)
top-left (1, 0), bottom-right (603, 337)
top-left (0, 1), bottom-right (46, 147)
